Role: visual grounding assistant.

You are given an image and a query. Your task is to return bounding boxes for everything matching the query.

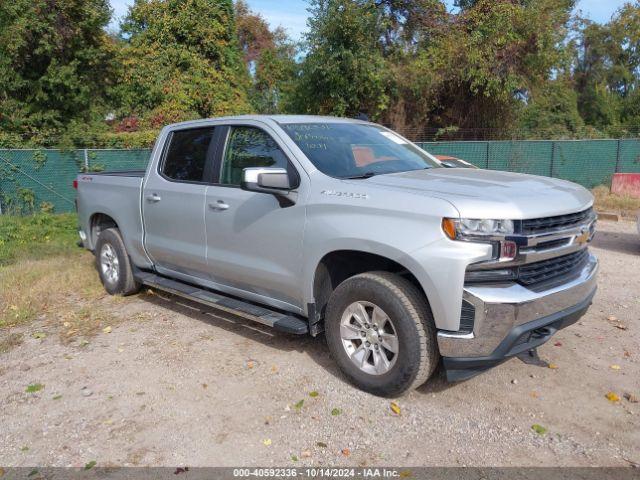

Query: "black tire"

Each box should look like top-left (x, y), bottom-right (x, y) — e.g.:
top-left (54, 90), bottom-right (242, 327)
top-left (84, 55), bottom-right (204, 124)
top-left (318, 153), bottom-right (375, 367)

top-left (325, 271), bottom-right (439, 397)
top-left (94, 228), bottom-right (141, 296)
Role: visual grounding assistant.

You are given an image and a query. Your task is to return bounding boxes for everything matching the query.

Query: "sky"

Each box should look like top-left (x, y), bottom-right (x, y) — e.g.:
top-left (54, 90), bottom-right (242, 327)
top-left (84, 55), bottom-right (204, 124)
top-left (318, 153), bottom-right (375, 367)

top-left (108, 0), bottom-right (632, 41)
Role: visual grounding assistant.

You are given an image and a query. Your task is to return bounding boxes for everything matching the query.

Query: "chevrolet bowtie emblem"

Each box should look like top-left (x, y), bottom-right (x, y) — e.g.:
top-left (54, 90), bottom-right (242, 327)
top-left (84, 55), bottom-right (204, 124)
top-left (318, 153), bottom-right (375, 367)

top-left (576, 228), bottom-right (590, 245)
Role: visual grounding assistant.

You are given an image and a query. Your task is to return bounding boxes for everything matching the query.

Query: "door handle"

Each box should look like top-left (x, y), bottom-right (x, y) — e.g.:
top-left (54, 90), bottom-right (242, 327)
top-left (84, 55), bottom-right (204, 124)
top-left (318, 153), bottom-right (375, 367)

top-left (209, 200), bottom-right (229, 211)
top-left (146, 194), bottom-right (162, 203)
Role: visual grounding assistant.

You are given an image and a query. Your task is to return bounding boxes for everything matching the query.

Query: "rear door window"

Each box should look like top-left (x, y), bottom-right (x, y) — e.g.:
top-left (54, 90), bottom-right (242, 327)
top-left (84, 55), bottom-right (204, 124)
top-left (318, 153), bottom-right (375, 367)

top-left (162, 127), bottom-right (216, 182)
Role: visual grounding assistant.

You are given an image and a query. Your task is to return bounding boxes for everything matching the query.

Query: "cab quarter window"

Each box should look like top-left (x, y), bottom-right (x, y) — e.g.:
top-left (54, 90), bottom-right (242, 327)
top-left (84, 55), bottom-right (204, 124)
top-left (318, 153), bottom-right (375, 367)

top-left (162, 127), bottom-right (215, 182)
top-left (220, 126), bottom-right (290, 186)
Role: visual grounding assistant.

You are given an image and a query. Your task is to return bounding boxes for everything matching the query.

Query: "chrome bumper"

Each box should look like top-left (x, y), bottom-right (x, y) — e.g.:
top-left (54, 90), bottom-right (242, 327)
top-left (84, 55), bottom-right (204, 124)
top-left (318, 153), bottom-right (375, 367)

top-left (437, 252), bottom-right (598, 358)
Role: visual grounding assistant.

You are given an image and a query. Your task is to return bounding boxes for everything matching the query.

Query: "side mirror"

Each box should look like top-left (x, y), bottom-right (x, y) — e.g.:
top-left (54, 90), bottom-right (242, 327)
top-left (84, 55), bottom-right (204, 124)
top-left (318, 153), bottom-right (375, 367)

top-left (241, 167), bottom-right (291, 195)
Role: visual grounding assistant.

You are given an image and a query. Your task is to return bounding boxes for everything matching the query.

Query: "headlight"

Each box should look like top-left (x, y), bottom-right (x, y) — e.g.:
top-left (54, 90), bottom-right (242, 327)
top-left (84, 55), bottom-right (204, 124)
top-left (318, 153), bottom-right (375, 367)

top-left (442, 218), bottom-right (514, 240)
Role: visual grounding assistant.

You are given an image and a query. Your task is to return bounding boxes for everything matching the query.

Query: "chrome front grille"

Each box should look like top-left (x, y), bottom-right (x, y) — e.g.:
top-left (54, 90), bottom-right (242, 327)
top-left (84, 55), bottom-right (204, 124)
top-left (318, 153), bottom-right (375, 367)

top-left (520, 208), bottom-right (594, 235)
top-left (518, 249), bottom-right (589, 286)
top-left (464, 207), bottom-right (596, 287)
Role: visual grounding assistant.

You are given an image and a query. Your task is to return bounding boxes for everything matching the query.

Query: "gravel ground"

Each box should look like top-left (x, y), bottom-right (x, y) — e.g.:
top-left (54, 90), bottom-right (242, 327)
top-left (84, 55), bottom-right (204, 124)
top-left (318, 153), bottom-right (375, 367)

top-left (0, 219), bottom-right (638, 467)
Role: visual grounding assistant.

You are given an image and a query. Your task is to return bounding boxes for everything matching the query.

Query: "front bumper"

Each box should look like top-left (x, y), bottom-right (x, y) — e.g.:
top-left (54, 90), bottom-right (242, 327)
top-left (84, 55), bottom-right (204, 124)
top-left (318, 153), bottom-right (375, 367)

top-left (437, 252), bottom-right (598, 381)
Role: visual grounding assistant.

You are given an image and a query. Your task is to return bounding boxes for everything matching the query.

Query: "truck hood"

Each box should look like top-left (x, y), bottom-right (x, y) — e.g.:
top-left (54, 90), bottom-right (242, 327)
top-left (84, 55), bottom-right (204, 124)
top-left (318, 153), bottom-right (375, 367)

top-left (359, 168), bottom-right (593, 219)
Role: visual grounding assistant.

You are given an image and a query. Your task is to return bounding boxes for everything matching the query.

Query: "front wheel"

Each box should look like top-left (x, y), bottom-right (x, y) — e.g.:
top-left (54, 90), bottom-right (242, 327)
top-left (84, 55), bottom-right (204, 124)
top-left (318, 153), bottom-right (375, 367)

top-left (325, 271), bottom-right (439, 397)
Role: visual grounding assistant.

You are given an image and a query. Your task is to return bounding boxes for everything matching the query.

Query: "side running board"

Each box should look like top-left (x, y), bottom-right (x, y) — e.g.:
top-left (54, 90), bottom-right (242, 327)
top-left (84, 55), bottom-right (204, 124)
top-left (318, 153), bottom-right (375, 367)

top-left (135, 271), bottom-right (308, 335)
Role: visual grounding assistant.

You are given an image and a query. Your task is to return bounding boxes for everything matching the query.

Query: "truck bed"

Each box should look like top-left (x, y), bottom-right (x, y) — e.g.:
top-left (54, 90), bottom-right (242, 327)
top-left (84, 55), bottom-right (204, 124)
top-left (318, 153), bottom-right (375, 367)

top-left (76, 170), bottom-right (151, 269)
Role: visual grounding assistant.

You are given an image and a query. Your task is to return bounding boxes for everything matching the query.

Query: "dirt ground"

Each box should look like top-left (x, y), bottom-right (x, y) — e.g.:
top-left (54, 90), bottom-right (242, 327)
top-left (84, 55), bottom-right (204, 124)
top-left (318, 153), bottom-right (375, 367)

top-left (0, 219), bottom-right (638, 467)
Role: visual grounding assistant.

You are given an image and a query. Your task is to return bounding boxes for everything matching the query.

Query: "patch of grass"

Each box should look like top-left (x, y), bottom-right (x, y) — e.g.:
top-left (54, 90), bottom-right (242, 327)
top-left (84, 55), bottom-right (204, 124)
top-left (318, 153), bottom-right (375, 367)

top-left (0, 213), bottom-right (78, 266)
top-left (0, 213), bottom-right (122, 337)
top-left (58, 306), bottom-right (118, 344)
top-left (0, 253), bottom-right (105, 329)
top-left (592, 186), bottom-right (640, 219)
top-left (0, 332), bottom-right (23, 354)
top-left (0, 214), bottom-right (135, 344)
top-left (26, 383), bottom-right (44, 393)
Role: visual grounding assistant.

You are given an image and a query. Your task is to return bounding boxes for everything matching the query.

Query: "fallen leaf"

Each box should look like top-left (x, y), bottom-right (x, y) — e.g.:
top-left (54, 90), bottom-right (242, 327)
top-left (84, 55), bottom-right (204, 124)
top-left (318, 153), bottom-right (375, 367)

top-left (174, 467), bottom-right (189, 475)
top-left (102, 326), bottom-right (112, 334)
top-left (26, 383), bottom-right (44, 393)
top-left (605, 392), bottom-right (621, 403)
top-left (294, 399), bottom-right (304, 410)
top-left (52, 395), bottom-right (62, 400)
top-left (309, 391), bottom-right (319, 398)
top-left (624, 351), bottom-right (631, 358)
top-left (301, 450), bottom-right (311, 458)
top-left (341, 448), bottom-right (351, 456)
top-left (530, 391), bottom-right (540, 398)
top-left (291, 455), bottom-right (298, 462)
top-left (20, 446), bottom-right (29, 452)
top-left (84, 461), bottom-right (96, 470)
top-left (548, 363), bottom-right (559, 369)
top-left (623, 393), bottom-right (638, 403)
top-left (610, 364), bottom-right (621, 370)
top-left (316, 442), bottom-right (328, 448)
top-left (390, 402), bottom-right (401, 415)
top-left (271, 365), bottom-right (278, 373)
top-left (262, 439), bottom-right (272, 446)
top-left (531, 424), bottom-right (547, 435)
top-left (31, 332), bottom-right (46, 339)
top-left (246, 359), bottom-right (257, 369)
top-left (331, 408), bottom-right (342, 416)
top-left (553, 341), bottom-right (563, 347)
top-left (614, 324), bottom-right (628, 330)
top-left (607, 315), bottom-right (617, 322)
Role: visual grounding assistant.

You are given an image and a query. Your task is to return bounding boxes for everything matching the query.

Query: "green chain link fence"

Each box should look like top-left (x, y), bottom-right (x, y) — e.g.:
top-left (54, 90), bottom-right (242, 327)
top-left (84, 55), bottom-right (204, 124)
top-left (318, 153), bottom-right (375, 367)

top-left (1, 140), bottom-right (640, 215)
top-left (0, 149), bottom-right (151, 215)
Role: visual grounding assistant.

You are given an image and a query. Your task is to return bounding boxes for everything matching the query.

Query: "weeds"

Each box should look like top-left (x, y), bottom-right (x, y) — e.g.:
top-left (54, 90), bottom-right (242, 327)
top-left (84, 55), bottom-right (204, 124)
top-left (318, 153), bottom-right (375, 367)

top-left (0, 332), bottom-right (23, 353)
top-left (0, 213), bottom-right (127, 346)
top-left (592, 186), bottom-right (640, 218)
top-left (0, 213), bottom-right (78, 265)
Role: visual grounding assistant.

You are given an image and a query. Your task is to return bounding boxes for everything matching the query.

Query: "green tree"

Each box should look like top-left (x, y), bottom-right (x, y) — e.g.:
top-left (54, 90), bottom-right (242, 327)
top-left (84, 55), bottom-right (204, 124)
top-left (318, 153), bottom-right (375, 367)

top-left (235, 1), bottom-right (298, 113)
top-left (115, 0), bottom-right (251, 127)
top-left (518, 79), bottom-right (584, 138)
top-left (292, 0), bottom-right (390, 118)
top-left (391, 0), bottom-right (575, 137)
top-left (0, 0), bottom-right (116, 145)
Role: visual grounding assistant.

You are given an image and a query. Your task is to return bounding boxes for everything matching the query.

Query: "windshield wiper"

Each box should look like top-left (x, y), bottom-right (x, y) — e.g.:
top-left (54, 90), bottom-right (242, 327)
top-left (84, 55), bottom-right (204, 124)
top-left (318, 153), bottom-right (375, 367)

top-left (344, 171), bottom-right (378, 179)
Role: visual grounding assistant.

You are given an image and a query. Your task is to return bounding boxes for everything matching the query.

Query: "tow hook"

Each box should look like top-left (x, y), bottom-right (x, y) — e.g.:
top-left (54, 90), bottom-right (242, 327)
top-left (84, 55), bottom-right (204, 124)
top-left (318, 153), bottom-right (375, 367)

top-left (517, 348), bottom-right (549, 367)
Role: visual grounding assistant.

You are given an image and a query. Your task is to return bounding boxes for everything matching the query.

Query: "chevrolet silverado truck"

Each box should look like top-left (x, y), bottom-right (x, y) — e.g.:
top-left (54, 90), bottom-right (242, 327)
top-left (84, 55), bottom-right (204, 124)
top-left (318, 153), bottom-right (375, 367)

top-left (76, 115), bottom-right (598, 396)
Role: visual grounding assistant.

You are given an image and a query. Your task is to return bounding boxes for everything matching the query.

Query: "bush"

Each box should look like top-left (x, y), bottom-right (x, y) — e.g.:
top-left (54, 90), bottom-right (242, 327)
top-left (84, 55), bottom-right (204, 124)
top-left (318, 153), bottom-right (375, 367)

top-left (0, 213), bottom-right (78, 265)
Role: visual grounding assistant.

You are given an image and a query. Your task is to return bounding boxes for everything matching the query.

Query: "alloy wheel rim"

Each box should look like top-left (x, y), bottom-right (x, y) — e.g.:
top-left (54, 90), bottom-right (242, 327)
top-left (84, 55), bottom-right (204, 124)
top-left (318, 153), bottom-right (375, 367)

top-left (100, 243), bottom-right (119, 284)
top-left (339, 301), bottom-right (399, 375)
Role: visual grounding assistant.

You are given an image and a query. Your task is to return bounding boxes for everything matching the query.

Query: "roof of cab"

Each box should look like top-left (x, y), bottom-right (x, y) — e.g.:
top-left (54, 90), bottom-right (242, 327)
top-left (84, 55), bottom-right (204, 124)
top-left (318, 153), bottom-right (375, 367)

top-left (165, 114), bottom-right (367, 129)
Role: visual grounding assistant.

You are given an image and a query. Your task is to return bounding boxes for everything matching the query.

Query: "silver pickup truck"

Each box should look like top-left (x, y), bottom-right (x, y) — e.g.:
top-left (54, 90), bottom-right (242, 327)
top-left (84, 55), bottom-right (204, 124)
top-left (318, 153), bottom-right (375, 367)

top-left (76, 115), bottom-right (598, 396)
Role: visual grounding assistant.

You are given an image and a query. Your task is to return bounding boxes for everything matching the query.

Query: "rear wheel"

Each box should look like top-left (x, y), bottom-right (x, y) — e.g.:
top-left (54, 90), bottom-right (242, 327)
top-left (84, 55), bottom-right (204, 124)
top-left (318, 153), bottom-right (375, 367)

top-left (95, 228), bottom-right (141, 296)
top-left (325, 271), bottom-right (438, 397)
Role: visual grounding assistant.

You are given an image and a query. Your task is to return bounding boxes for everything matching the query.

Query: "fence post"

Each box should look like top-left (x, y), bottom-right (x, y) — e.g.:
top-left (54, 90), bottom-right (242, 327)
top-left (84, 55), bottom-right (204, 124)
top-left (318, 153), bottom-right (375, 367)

top-left (485, 142), bottom-right (490, 169)
top-left (550, 141), bottom-right (556, 178)
top-left (614, 139), bottom-right (622, 173)
top-left (83, 148), bottom-right (89, 172)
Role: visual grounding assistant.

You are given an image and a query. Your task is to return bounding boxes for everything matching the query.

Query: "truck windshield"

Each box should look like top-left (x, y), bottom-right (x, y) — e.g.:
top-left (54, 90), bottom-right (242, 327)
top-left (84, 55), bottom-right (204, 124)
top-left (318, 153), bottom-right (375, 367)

top-left (280, 123), bottom-right (440, 179)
